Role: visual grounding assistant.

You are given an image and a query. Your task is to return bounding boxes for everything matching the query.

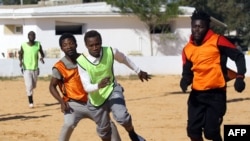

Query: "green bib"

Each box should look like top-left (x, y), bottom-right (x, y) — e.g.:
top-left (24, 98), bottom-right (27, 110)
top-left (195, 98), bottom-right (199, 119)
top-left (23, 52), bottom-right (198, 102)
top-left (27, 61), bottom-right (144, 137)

top-left (77, 47), bottom-right (114, 106)
top-left (22, 41), bottom-right (40, 70)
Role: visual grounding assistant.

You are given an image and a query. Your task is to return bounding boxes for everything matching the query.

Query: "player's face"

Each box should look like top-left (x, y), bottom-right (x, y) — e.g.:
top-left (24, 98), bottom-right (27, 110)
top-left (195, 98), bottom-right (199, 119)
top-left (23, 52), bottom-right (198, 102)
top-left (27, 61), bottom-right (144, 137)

top-left (85, 36), bottom-right (102, 58)
top-left (28, 32), bottom-right (36, 42)
top-left (61, 38), bottom-right (77, 57)
top-left (191, 19), bottom-right (208, 45)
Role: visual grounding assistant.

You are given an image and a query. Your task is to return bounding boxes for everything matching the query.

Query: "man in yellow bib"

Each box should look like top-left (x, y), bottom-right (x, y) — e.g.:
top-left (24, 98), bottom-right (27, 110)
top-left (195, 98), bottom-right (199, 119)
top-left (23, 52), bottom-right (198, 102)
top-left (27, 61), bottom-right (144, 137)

top-left (77, 30), bottom-right (151, 141)
top-left (19, 31), bottom-right (45, 108)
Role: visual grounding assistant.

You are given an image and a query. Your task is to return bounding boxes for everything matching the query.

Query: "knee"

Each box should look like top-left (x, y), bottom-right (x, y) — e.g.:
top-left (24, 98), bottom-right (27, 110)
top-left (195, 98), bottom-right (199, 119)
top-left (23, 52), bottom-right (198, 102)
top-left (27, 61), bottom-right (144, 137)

top-left (97, 123), bottom-right (112, 139)
top-left (63, 119), bottom-right (76, 129)
top-left (114, 112), bottom-right (131, 125)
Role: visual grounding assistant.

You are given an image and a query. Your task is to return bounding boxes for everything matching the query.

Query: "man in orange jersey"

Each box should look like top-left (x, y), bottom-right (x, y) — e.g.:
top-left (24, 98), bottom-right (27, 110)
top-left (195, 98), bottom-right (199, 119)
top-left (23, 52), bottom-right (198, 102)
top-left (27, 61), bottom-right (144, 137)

top-left (49, 33), bottom-right (121, 141)
top-left (180, 9), bottom-right (246, 141)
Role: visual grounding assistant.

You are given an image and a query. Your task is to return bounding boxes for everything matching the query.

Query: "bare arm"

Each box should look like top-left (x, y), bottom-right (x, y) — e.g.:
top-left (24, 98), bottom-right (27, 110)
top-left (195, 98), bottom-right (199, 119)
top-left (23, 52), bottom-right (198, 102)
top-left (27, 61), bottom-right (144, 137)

top-left (18, 46), bottom-right (23, 68)
top-left (39, 44), bottom-right (45, 64)
top-left (49, 76), bottom-right (70, 113)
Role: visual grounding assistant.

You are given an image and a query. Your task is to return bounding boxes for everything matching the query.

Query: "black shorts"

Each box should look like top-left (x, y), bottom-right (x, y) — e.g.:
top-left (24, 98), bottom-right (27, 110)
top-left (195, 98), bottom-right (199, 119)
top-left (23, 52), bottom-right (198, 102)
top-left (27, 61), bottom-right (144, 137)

top-left (187, 89), bottom-right (226, 139)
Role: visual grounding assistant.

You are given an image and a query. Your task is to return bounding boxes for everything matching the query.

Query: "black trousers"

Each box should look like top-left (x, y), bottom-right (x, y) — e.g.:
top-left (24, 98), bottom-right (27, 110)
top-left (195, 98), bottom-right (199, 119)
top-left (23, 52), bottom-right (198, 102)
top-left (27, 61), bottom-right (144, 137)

top-left (187, 89), bottom-right (226, 140)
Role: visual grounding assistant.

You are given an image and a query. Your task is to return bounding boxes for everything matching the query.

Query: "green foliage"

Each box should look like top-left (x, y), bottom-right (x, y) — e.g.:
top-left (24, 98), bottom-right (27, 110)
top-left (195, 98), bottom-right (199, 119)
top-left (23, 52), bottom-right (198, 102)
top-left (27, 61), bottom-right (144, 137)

top-left (106, 0), bottom-right (179, 33)
top-left (178, 0), bottom-right (250, 49)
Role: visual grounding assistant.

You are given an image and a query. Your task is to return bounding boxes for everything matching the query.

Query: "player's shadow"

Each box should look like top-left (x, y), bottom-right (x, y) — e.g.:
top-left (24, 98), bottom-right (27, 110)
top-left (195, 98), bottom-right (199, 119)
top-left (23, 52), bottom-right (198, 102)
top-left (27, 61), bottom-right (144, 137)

top-left (44, 102), bottom-right (59, 107)
top-left (168, 91), bottom-right (189, 95)
top-left (0, 114), bottom-right (50, 122)
top-left (125, 91), bottom-right (187, 102)
top-left (227, 97), bottom-right (250, 103)
top-left (0, 102), bottom-right (59, 122)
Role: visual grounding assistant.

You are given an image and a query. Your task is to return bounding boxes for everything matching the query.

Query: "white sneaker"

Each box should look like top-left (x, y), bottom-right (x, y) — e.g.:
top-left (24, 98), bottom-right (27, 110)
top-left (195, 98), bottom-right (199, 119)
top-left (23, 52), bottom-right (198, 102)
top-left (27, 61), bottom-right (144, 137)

top-left (29, 103), bottom-right (34, 108)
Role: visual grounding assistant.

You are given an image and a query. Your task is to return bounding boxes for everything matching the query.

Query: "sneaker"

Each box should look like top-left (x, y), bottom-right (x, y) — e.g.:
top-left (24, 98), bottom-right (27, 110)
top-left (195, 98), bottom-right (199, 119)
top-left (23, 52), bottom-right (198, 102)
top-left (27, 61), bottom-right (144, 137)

top-left (129, 133), bottom-right (146, 141)
top-left (29, 103), bottom-right (34, 108)
top-left (137, 135), bottom-right (146, 141)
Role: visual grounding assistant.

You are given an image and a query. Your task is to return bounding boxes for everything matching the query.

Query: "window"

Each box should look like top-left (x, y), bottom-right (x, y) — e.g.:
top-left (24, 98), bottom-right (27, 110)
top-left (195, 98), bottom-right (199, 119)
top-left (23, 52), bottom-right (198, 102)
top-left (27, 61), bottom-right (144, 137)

top-left (150, 24), bottom-right (171, 34)
top-left (55, 22), bottom-right (86, 35)
top-left (4, 24), bottom-right (23, 35)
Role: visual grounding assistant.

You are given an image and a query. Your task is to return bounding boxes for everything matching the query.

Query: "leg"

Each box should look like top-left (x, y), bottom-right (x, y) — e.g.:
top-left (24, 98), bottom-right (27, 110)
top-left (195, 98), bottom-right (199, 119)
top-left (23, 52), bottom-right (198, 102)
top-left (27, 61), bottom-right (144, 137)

top-left (187, 91), bottom-right (206, 141)
top-left (110, 121), bottom-right (121, 141)
top-left (59, 101), bottom-right (84, 141)
top-left (87, 100), bottom-right (112, 141)
top-left (109, 84), bottom-right (145, 141)
top-left (59, 111), bottom-right (75, 141)
top-left (23, 70), bottom-right (34, 107)
top-left (203, 92), bottom-right (226, 141)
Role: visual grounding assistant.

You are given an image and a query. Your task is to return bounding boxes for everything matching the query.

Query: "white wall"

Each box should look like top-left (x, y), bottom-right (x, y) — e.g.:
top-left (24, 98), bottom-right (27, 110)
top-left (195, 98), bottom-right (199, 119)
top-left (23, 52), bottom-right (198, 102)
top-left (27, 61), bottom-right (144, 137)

top-left (0, 15), bottom-right (194, 58)
top-left (0, 16), bottom-right (153, 58)
top-left (0, 56), bottom-right (249, 77)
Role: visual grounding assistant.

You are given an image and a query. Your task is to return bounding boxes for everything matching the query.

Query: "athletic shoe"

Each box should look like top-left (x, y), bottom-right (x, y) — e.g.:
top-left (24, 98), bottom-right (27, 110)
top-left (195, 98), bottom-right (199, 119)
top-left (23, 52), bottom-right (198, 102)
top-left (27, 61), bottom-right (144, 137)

top-left (137, 135), bottom-right (146, 141)
top-left (29, 103), bottom-right (34, 108)
top-left (129, 133), bottom-right (146, 141)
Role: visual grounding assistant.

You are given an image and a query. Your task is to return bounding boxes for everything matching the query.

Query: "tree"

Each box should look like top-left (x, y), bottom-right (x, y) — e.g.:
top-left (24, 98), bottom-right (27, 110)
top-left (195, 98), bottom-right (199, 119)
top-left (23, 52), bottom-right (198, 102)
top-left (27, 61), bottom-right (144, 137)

top-left (106, 0), bottom-right (179, 55)
top-left (178, 0), bottom-right (250, 50)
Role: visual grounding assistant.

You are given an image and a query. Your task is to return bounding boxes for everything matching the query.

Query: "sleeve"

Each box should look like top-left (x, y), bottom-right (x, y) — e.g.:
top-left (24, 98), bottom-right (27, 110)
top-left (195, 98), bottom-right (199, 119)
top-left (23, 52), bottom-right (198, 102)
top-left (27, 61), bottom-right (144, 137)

top-left (181, 50), bottom-right (193, 85)
top-left (52, 67), bottom-right (62, 80)
top-left (77, 65), bottom-right (99, 93)
top-left (113, 48), bottom-right (140, 74)
top-left (218, 36), bottom-right (246, 76)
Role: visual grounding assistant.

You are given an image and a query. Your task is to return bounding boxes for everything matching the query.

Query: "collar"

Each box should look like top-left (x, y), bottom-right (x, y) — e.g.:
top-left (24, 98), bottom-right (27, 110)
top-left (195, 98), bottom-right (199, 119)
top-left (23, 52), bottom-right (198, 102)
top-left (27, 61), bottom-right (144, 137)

top-left (190, 29), bottom-right (214, 45)
top-left (85, 49), bottom-right (103, 64)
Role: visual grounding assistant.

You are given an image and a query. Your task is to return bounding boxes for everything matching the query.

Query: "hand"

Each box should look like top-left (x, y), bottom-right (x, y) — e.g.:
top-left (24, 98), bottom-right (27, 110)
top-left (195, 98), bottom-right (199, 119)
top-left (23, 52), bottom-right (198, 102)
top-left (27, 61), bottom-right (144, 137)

top-left (138, 70), bottom-right (151, 82)
top-left (19, 62), bottom-right (23, 68)
top-left (180, 78), bottom-right (189, 93)
top-left (234, 77), bottom-right (245, 93)
top-left (61, 101), bottom-right (70, 113)
top-left (40, 58), bottom-right (45, 64)
top-left (98, 77), bottom-right (111, 88)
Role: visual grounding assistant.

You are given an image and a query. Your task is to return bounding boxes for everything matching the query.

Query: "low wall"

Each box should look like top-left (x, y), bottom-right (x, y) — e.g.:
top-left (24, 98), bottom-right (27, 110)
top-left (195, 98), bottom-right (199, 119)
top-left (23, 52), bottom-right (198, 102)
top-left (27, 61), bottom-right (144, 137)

top-left (0, 56), bottom-right (249, 77)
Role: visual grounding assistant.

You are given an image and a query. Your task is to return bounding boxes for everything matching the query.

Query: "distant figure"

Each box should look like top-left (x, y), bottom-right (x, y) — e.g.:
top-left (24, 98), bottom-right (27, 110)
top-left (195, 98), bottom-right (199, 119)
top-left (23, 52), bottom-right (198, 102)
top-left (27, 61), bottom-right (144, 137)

top-left (19, 31), bottom-right (45, 108)
top-left (180, 9), bottom-right (246, 141)
top-left (1, 52), bottom-right (5, 58)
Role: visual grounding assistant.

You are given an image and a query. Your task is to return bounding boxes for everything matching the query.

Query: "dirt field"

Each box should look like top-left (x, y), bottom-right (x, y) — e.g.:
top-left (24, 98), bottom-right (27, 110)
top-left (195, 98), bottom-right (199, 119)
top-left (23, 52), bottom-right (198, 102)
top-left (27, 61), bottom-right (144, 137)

top-left (0, 75), bottom-right (249, 141)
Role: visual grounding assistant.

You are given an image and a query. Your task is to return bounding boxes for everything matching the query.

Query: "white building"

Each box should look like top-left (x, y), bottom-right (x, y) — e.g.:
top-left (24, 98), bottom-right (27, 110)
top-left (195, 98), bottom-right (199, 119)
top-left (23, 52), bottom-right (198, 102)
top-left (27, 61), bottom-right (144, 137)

top-left (0, 2), bottom-right (226, 59)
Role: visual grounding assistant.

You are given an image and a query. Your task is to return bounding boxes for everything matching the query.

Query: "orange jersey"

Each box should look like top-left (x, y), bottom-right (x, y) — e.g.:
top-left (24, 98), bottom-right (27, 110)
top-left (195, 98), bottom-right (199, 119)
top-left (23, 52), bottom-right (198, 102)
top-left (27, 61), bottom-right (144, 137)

top-left (183, 31), bottom-right (225, 90)
top-left (53, 60), bottom-right (88, 102)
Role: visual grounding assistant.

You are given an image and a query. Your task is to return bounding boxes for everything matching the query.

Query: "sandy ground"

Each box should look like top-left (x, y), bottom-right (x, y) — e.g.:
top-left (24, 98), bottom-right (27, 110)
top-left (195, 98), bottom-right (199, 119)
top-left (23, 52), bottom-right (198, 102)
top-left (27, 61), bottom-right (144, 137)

top-left (0, 75), bottom-right (250, 141)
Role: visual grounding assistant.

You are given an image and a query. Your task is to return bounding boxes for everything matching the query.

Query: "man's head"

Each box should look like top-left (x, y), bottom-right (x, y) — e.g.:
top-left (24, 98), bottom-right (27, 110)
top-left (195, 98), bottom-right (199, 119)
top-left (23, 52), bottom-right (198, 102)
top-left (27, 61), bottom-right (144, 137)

top-left (191, 9), bottom-right (211, 45)
top-left (28, 31), bottom-right (36, 42)
top-left (59, 33), bottom-right (77, 57)
top-left (84, 30), bottom-right (102, 58)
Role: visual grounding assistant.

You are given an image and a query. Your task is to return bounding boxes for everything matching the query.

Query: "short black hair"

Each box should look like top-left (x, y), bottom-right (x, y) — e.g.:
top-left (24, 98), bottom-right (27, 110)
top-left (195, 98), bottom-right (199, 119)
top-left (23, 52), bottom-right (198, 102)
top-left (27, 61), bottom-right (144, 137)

top-left (191, 9), bottom-right (211, 25)
top-left (84, 30), bottom-right (102, 44)
top-left (59, 33), bottom-right (77, 47)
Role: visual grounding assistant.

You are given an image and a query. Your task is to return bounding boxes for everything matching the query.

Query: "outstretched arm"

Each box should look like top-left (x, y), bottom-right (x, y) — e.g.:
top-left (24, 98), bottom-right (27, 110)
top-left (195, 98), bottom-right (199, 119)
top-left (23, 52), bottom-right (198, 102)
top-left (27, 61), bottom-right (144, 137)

top-left (113, 48), bottom-right (151, 82)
